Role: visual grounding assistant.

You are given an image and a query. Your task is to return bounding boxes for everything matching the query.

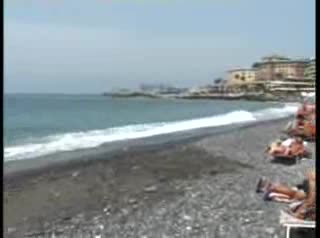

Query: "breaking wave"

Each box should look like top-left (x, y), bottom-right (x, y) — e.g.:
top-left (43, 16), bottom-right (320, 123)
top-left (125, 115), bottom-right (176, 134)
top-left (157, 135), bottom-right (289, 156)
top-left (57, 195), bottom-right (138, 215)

top-left (4, 104), bottom-right (298, 161)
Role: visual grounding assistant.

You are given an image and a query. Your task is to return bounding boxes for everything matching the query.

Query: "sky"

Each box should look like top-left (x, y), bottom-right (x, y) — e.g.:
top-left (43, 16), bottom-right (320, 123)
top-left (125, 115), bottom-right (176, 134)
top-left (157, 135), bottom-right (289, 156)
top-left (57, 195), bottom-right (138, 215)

top-left (4, 0), bottom-right (315, 94)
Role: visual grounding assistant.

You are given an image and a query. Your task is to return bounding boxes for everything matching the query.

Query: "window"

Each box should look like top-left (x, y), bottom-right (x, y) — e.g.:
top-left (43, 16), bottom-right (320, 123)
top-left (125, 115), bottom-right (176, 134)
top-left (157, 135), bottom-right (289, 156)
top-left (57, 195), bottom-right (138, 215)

top-left (275, 73), bottom-right (283, 79)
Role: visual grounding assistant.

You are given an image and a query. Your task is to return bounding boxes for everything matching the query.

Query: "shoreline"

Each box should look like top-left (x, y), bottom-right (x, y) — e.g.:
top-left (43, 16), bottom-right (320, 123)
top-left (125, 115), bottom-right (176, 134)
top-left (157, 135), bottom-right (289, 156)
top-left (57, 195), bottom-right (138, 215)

top-left (105, 91), bottom-right (306, 103)
top-left (4, 117), bottom-right (315, 238)
top-left (4, 116), bottom-right (292, 176)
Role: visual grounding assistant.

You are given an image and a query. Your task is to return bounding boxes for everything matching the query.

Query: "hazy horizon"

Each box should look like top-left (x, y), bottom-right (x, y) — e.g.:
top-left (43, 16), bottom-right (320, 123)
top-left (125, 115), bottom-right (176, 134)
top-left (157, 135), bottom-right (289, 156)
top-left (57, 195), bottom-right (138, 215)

top-left (4, 0), bottom-right (315, 94)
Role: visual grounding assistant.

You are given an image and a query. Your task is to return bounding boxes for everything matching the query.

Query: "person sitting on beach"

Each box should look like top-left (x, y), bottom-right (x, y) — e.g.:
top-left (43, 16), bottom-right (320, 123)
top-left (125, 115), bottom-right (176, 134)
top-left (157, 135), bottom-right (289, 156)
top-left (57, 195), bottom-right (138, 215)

top-left (256, 169), bottom-right (316, 220)
top-left (289, 115), bottom-right (310, 132)
top-left (288, 115), bottom-right (316, 140)
top-left (289, 170), bottom-right (316, 220)
top-left (301, 122), bottom-right (316, 140)
top-left (296, 102), bottom-right (315, 119)
top-left (296, 116), bottom-right (306, 128)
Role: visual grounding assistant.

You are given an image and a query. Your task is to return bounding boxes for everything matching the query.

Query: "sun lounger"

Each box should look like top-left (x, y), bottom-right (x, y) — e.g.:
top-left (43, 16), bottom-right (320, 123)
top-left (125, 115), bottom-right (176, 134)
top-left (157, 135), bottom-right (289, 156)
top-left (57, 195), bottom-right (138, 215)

top-left (279, 210), bottom-right (315, 238)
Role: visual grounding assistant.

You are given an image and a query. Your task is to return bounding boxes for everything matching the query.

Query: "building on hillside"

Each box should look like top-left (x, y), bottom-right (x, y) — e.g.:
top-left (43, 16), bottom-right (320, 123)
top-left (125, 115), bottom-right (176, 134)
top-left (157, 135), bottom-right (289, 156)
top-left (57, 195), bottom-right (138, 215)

top-left (252, 55), bottom-right (308, 81)
top-left (225, 68), bottom-right (256, 86)
top-left (304, 58), bottom-right (316, 81)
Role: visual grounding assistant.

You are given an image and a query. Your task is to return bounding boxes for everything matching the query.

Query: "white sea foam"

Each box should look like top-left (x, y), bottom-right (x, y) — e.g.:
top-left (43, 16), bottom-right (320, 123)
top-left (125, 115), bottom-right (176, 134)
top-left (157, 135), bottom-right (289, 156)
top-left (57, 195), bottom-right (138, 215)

top-left (4, 104), bottom-right (298, 161)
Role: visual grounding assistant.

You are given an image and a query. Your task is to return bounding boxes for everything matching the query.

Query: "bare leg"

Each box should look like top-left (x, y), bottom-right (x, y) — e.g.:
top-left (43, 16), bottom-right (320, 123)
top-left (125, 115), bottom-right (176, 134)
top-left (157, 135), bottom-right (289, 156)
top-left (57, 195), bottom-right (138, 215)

top-left (268, 183), bottom-right (306, 201)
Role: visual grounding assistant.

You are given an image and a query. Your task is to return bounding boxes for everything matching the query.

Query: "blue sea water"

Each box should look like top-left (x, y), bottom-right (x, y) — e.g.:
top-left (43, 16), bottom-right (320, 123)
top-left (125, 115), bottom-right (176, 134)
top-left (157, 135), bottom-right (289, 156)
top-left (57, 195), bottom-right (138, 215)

top-left (4, 94), bottom-right (298, 161)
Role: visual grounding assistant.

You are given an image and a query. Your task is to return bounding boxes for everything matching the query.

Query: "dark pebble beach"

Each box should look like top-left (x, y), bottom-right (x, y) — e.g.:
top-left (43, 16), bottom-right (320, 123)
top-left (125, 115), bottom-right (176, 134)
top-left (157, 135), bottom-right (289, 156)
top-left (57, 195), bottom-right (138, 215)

top-left (3, 118), bottom-right (315, 238)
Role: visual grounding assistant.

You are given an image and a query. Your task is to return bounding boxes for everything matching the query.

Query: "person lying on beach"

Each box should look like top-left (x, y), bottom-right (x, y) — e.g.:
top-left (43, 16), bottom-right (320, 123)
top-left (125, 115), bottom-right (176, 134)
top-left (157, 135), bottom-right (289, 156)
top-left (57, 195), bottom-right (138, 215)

top-left (286, 116), bottom-right (316, 140)
top-left (265, 137), bottom-right (309, 159)
top-left (256, 169), bottom-right (316, 220)
top-left (256, 177), bottom-right (306, 203)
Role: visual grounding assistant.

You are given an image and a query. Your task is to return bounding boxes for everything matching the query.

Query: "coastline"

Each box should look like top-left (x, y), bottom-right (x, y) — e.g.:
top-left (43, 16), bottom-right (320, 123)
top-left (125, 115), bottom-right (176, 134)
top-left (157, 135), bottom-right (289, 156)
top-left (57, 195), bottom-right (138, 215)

top-left (105, 91), bottom-right (305, 103)
top-left (3, 117), bottom-right (291, 176)
top-left (4, 117), bottom-right (315, 238)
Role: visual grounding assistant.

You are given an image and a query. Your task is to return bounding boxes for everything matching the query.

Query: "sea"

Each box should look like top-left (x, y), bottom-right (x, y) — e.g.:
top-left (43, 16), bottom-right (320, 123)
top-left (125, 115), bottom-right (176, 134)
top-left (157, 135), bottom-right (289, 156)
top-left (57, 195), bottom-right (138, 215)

top-left (4, 94), bottom-right (299, 162)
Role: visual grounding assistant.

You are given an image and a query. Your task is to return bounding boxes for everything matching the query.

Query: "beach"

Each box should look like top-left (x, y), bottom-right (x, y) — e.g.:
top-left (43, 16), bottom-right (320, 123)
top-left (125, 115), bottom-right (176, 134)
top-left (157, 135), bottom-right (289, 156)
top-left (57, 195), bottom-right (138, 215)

top-left (3, 118), bottom-right (315, 238)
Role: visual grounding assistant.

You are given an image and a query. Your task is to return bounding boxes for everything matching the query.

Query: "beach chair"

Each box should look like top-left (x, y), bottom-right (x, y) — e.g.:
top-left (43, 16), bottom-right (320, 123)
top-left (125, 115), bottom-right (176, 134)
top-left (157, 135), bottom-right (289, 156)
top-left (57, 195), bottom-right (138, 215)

top-left (279, 210), bottom-right (315, 238)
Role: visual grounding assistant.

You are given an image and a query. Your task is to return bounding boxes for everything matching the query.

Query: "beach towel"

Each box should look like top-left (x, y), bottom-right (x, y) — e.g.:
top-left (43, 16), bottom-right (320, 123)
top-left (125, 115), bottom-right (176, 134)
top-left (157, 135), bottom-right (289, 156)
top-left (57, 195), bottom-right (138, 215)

top-left (281, 138), bottom-right (293, 147)
top-left (280, 210), bottom-right (315, 225)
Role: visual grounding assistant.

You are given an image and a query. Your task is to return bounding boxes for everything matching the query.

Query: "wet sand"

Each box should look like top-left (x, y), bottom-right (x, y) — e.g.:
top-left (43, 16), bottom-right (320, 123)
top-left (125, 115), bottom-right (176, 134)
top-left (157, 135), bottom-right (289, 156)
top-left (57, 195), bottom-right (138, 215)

top-left (3, 119), bottom-right (315, 238)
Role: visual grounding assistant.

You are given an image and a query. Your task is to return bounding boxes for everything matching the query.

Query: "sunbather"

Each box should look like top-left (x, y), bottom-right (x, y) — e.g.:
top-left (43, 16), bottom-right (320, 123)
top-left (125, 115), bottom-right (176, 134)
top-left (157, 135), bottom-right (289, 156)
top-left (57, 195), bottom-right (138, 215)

top-left (265, 137), bottom-right (308, 159)
top-left (289, 170), bottom-right (316, 221)
top-left (296, 103), bottom-right (315, 119)
top-left (256, 178), bottom-right (306, 203)
top-left (287, 118), bottom-right (316, 140)
top-left (256, 169), bottom-right (316, 220)
top-left (287, 137), bottom-right (307, 157)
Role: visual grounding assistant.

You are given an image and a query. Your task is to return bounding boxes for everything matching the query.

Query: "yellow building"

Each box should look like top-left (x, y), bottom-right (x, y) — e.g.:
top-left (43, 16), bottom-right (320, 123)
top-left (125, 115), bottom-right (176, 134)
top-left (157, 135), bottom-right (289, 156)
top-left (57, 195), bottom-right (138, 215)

top-left (225, 68), bottom-right (256, 85)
